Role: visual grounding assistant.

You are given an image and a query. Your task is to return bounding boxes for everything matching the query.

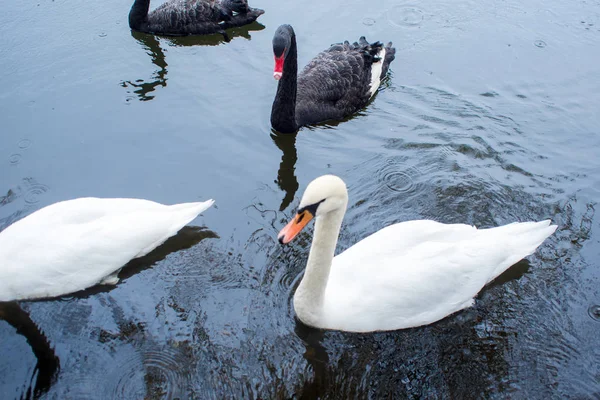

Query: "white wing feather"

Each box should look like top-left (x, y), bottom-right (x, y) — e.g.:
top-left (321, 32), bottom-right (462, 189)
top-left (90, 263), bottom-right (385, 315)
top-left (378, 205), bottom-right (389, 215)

top-left (321, 219), bottom-right (556, 332)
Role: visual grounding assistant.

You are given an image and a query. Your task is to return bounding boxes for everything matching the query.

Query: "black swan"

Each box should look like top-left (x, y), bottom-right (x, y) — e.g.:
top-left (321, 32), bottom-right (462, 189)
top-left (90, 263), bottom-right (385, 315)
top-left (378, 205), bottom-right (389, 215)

top-left (270, 25), bottom-right (396, 133)
top-left (129, 0), bottom-right (264, 41)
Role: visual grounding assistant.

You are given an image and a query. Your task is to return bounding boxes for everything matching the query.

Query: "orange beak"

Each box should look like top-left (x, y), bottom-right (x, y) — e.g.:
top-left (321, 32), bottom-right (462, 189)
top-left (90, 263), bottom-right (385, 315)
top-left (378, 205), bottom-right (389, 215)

top-left (278, 210), bottom-right (314, 244)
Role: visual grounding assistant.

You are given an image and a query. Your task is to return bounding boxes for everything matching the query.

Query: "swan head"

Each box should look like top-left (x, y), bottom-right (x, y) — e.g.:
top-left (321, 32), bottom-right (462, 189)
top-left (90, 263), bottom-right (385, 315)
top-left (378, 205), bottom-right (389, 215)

top-left (272, 24), bottom-right (294, 80)
top-left (278, 175), bottom-right (348, 244)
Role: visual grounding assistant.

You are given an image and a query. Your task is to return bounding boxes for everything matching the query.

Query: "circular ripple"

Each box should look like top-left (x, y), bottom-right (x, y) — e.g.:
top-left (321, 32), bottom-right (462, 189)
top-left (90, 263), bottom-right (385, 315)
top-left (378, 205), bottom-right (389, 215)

top-left (534, 40), bottom-right (546, 48)
top-left (9, 154), bottom-right (21, 165)
top-left (383, 170), bottom-right (415, 193)
top-left (588, 305), bottom-right (600, 321)
top-left (388, 5), bottom-right (424, 28)
top-left (106, 349), bottom-right (190, 400)
top-left (362, 17), bottom-right (376, 26)
top-left (377, 159), bottom-right (418, 194)
top-left (23, 180), bottom-right (49, 205)
top-left (18, 139), bottom-right (32, 149)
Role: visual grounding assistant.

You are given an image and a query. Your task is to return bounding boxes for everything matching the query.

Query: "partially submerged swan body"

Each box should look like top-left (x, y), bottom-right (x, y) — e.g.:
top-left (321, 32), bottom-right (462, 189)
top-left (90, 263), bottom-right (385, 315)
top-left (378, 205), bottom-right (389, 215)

top-left (129, 0), bottom-right (264, 41)
top-left (278, 175), bottom-right (557, 332)
top-left (271, 25), bottom-right (396, 133)
top-left (0, 197), bottom-right (214, 301)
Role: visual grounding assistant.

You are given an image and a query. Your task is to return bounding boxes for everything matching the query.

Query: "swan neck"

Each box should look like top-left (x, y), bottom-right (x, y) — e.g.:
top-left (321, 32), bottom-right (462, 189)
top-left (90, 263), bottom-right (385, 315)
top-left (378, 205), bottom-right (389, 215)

top-left (271, 34), bottom-right (298, 133)
top-left (296, 206), bottom-right (345, 317)
top-left (129, 0), bottom-right (150, 30)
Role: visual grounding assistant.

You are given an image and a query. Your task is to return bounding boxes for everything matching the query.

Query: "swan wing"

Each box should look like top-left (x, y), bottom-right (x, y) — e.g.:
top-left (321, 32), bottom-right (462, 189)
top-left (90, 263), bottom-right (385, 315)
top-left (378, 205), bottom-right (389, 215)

top-left (296, 42), bottom-right (376, 125)
top-left (322, 220), bottom-right (555, 332)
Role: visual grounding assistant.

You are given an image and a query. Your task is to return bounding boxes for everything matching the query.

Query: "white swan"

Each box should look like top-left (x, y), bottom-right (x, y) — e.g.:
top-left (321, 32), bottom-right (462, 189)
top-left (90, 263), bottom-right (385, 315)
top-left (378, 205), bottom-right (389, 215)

top-left (0, 197), bottom-right (214, 302)
top-left (278, 175), bottom-right (557, 332)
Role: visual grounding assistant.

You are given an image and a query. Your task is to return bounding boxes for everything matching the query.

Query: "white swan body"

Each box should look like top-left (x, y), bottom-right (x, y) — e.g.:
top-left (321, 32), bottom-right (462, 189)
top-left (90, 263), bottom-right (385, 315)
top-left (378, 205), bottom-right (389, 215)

top-left (278, 175), bottom-right (557, 332)
top-left (0, 197), bottom-right (214, 301)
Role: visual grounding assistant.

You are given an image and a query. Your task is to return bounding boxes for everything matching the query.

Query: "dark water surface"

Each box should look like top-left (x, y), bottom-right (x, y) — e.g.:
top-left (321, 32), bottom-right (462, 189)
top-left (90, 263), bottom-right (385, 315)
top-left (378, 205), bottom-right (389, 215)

top-left (1, 0), bottom-right (600, 398)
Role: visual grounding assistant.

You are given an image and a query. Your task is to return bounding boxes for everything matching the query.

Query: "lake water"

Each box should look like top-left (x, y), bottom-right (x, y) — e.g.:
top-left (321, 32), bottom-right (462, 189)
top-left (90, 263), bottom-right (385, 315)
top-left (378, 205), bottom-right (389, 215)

top-left (1, 0), bottom-right (599, 398)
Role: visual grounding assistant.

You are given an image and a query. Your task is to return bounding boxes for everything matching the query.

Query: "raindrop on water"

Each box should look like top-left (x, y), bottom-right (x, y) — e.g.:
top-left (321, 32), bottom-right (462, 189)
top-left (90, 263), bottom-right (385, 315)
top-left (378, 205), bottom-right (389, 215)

top-left (22, 179), bottom-right (49, 205)
top-left (105, 349), bottom-right (191, 399)
top-left (383, 170), bottom-right (415, 193)
top-left (18, 139), bottom-right (32, 149)
top-left (588, 305), bottom-right (600, 321)
top-left (387, 5), bottom-right (424, 28)
top-left (362, 18), bottom-right (376, 26)
top-left (378, 159), bottom-right (420, 194)
top-left (9, 154), bottom-right (21, 165)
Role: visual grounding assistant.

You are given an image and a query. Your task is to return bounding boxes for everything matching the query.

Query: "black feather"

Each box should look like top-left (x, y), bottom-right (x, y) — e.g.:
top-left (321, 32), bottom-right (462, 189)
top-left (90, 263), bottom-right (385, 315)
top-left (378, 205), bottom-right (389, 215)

top-left (128, 0), bottom-right (264, 39)
top-left (271, 25), bottom-right (396, 134)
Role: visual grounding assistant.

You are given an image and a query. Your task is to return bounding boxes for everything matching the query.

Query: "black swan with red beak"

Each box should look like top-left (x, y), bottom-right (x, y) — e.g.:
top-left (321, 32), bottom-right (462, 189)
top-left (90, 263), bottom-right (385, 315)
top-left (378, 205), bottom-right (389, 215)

top-left (129, 0), bottom-right (264, 41)
top-left (270, 24), bottom-right (396, 133)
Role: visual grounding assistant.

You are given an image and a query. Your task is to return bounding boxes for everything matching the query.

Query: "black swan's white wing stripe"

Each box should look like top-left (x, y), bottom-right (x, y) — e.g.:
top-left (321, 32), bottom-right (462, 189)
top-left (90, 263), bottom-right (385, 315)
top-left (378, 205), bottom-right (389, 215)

top-left (368, 47), bottom-right (386, 97)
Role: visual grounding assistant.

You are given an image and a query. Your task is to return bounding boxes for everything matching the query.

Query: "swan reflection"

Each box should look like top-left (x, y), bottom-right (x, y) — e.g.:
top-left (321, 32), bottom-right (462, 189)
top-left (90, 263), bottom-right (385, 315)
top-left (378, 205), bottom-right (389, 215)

top-left (0, 302), bottom-right (59, 399)
top-left (122, 22), bottom-right (265, 101)
top-left (271, 131), bottom-right (299, 211)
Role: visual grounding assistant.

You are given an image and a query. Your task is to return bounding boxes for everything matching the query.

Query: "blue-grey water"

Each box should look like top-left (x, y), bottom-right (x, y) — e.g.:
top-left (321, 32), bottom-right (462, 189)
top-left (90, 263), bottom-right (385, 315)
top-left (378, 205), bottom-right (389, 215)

top-left (1, 0), bottom-right (599, 398)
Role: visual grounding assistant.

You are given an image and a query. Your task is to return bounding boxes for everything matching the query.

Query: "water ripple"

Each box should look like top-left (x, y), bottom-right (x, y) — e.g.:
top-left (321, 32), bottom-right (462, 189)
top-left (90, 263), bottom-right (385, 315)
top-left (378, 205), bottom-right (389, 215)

top-left (378, 158), bottom-right (420, 194)
top-left (9, 153), bottom-right (21, 165)
top-left (387, 4), bottom-right (424, 27)
top-left (17, 139), bottom-right (32, 149)
top-left (104, 347), bottom-right (191, 400)
top-left (362, 17), bottom-right (376, 26)
top-left (22, 178), bottom-right (49, 205)
top-left (588, 305), bottom-right (600, 321)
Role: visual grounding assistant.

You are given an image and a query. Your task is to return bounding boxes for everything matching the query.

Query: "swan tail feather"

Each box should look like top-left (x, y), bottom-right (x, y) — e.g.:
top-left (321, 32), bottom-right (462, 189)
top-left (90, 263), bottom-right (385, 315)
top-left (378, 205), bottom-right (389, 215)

top-left (134, 200), bottom-right (215, 258)
top-left (487, 220), bottom-right (557, 283)
top-left (381, 42), bottom-right (396, 77)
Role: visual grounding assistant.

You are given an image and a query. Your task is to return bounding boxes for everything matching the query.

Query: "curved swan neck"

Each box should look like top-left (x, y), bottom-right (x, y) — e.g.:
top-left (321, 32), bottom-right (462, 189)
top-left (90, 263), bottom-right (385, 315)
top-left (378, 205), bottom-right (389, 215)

top-left (271, 34), bottom-right (298, 133)
top-left (129, 0), bottom-right (150, 30)
top-left (295, 206), bottom-right (346, 320)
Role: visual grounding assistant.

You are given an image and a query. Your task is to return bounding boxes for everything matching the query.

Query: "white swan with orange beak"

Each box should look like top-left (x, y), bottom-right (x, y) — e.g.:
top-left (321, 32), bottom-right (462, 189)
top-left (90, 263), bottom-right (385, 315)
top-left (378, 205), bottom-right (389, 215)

top-left (278, 175), bottom-right (556, 332)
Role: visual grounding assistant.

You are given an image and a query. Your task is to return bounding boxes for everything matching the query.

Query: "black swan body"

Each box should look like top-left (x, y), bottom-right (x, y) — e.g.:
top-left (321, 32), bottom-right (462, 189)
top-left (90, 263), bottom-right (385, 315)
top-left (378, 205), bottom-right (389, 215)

top-left (129, 0), bottom-right (264, 41)
top-left (270, 25), bottom-right (396, 133)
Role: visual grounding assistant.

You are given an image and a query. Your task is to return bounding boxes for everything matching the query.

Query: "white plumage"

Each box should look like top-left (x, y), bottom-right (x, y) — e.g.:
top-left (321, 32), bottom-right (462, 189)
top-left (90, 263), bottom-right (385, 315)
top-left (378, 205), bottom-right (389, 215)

top-left (368, 47), bottom-right (386, 97)
top-left (0, 197), bottom-right (214, 301)
top-left (278, 175), bottom-right (557, 332)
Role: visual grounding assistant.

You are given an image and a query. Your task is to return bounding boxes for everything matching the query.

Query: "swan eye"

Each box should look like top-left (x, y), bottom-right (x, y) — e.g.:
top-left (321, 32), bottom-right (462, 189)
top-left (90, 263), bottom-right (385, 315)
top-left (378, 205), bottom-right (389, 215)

top-left (298, 199), bottom-right (326, 216)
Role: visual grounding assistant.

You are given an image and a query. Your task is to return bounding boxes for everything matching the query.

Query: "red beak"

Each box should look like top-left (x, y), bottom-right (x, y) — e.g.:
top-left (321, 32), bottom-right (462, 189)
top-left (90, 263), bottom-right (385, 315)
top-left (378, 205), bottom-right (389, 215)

top-left (273, 54), bottom-right (284, 80)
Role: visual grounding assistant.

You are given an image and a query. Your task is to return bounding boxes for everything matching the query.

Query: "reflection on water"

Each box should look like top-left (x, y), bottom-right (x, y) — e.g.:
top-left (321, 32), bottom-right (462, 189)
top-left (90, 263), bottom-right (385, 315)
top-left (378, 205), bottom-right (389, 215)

top-left (121, 32), bottom-right (168, 102)
top-left (293, 320), bottom-right (330, 399)
top-left (0, 302), bottom-right (59, 399)
top-left (163, 21), bottom-right (265, 47)
top-left (271, 132), bottom-right (299, 211)
top-left (121, 22), bottom-right (265, 101)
